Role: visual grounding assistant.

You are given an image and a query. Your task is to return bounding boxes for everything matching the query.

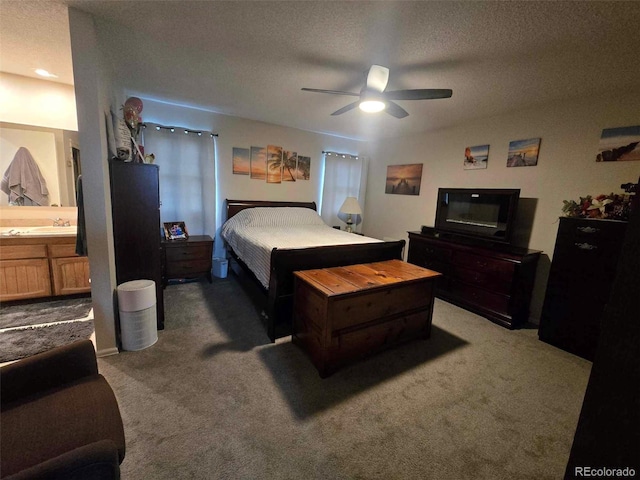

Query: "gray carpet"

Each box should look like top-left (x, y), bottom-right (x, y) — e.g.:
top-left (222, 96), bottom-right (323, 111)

top-left (98, 277), bottom-right (591, 480)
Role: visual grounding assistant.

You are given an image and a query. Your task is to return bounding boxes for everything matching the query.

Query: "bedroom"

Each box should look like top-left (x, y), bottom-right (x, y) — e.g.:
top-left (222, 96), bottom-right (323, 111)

top-left (1, 1), bottom-right (639, 478)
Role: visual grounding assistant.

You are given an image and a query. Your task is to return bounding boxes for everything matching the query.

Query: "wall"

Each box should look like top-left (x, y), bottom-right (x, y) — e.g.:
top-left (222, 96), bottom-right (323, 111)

top-left (137, 98), bottom-right (364, 256)
top-left (69, 7), bottom-right (120, 356)
top-left (0, 72), bottom-right (78, 131)
top-left (364, 91), bottom-right (640, 322)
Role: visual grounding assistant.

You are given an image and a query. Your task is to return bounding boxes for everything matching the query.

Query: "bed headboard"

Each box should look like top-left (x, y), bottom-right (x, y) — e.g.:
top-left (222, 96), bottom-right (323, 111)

top-left (225, 199), bottom-right (318, 221)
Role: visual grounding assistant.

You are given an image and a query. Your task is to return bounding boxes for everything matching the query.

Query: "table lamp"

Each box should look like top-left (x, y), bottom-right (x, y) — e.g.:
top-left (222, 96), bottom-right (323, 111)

top-left (339, 197), bottom-right (362, 233)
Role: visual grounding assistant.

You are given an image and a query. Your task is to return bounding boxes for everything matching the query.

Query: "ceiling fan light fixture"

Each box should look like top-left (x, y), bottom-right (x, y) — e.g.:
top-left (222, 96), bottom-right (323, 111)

top-left (359, 99), bottom-right (386, 113)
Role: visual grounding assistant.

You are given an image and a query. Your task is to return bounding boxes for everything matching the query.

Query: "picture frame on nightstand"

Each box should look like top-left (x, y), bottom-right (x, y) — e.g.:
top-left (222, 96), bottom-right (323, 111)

top-left (163, 221), bottom-right (188, 240)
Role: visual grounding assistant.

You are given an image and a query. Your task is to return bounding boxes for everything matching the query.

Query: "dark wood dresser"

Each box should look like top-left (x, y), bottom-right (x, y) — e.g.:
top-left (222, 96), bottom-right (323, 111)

top-left (293, 259), bottom-right (441, 377)
top-left (538, 217), bottom-right (628, 361)
top-left (162, 235), bottom-right (213, 286)
top-left (407, 231), bottom-right (541, 329)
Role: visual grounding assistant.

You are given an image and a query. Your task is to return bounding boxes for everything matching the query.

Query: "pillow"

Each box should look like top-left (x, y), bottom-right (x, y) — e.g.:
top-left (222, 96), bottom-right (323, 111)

top-left (224, 207), bottom-right (325, 232)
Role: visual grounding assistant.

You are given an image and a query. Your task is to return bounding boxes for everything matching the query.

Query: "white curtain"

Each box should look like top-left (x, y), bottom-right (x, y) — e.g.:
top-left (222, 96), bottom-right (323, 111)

top-left (320, 153), bottom-right (367, 231)
top-left (142, 125), bottom-right (216, 238)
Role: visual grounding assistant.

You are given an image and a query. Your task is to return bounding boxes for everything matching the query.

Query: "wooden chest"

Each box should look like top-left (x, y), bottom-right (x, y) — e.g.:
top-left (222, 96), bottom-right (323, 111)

top-left (292, 259), bottom-right (441, 377)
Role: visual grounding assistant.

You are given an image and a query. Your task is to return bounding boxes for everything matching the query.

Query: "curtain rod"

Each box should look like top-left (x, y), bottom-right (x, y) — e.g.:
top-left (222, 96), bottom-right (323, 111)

top-left (322, 150), bottom-right (359, 159)
top-left (142, 122), bottom-right (218, 137)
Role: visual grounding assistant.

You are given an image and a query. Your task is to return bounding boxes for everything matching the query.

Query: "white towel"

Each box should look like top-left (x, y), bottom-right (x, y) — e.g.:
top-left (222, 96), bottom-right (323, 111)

top-left (0, 147), bottom-right (50, 206)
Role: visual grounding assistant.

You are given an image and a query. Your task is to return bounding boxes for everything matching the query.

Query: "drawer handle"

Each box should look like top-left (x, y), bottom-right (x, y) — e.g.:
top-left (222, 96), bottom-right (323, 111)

top-left (575, 242), bottom-right (598, 250)
top-left (577, 226), bottom-right (599, 234)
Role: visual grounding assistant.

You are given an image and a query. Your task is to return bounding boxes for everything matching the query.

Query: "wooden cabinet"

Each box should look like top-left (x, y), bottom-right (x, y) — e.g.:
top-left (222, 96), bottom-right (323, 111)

top-left (538, 217), bottom-right (628, 360)
top-left (292, 259), bottom-right (441, 377)
top-left (407, 231), bottom-right (541, 329)
top-left (162, 235), bottom-right (213, 285)
top-left (0, 236), bottom-right (90, 302)
top-left (110, 161), bottom-right (164, 329)
top-left (49, 243), bottom-right (91, 296)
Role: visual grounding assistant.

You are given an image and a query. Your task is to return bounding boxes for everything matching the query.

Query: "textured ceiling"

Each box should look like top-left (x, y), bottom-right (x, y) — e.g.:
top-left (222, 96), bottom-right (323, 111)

top-left (2, 1), bottom-right (639, 140)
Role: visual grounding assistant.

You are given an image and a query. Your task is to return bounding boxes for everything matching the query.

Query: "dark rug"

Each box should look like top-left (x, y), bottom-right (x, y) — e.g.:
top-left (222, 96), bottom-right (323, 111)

top-left (0, 297), bottom-right (93, 329)
top-left (0, 320), bottom-right (95, 363)
top-left (0, 297), bottom-right (94, 363)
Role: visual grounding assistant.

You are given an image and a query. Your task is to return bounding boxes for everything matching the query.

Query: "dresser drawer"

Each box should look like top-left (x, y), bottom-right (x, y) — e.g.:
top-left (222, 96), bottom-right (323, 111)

top-left (166, 259), bottom-right (211, 276)
top-left (447, 279), bottom-right (510, 316)
top-left (557, 218), bottom-right (627, 242)
top-left (452, 251), bottom-right (515, 282)
top-left (449, 263), bottom-right (512, 294)
top-left (165, 244), bottom-right (211, 262)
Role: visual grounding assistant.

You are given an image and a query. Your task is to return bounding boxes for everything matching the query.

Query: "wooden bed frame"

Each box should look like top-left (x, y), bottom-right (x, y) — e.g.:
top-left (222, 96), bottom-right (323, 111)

top-left (224, 199), bottom-right (406, 342)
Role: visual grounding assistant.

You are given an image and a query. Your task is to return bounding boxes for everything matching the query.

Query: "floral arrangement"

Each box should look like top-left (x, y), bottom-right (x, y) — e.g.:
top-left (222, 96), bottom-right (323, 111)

top-left (562, 193), bottom-right (631, 221)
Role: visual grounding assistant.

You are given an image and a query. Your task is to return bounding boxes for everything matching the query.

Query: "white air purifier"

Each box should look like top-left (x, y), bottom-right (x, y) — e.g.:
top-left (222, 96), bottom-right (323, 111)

top-left (117, 279), bottom-right (158, 351)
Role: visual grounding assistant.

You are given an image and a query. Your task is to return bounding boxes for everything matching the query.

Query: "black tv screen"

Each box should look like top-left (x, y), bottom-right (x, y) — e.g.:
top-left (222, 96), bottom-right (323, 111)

top-left (435, 188), bottom-right (520, 244)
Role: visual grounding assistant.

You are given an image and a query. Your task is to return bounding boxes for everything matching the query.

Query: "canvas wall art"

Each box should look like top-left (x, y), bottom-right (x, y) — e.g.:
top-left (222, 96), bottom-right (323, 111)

top-left (464, 145), bottom-right (489, 170)
top-left (296, 156), bottom-right (310, 180)
top-left (266, 145), bottom-right (283, 183)
top-left (596, 125), bottom-right (640, 162)
top-left (282, 150), bottom-right (297, 182)
top-left (385, 164), bottom-right (423, 195)
top-left (250, 146), bottom-right (266, 179)
top-left (507, 138), bottom-right (541, 167)
top-left (232, 147), bottom-right (250, 175)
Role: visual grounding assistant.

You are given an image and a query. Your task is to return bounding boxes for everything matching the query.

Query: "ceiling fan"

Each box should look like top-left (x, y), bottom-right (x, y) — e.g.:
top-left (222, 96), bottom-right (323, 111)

top-left (301, 64), bottom-right (452, 119)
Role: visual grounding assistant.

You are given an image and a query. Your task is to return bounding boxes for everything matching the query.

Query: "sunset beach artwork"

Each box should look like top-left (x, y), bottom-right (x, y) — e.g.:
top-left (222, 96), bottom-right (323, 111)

top-left (296, 156), bottom-right (310, 180)
top-left (464, 145), bottom-right (489, 170)
top-left (507, 138), bottom-right (541, 167)
top-left (385, 164), bottom-right (423, 195)
top-left (266, 145), bottom-right (283, 183)
top-left (250, 146), bottom-right (266, 179)
top-left (282, 150), bottom-right (298, 182)
top-left (596, 125), bottom-right (640, 162)
top-left (232, 147), bottom-right (250, 175)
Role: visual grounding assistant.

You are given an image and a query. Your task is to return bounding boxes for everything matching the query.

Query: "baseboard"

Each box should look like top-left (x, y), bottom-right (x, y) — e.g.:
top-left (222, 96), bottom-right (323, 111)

top-left (96, 347), bottom-right (119, 358)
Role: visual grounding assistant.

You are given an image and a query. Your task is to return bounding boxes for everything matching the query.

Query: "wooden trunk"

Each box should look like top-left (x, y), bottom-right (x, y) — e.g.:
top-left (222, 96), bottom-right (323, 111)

top-left (293, 259), bottom-right (441, 377)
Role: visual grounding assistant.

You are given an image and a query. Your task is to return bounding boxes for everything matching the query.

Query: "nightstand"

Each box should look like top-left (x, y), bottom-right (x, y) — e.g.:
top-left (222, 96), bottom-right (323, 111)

top-left (161, 235), bottom-right (213, 286)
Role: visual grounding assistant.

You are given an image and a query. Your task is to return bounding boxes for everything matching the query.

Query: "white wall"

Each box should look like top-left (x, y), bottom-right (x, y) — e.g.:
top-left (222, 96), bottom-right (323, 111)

top-left (137, 98), bottom-right (364, 256)
top-left (0, 72), bottom-right (78, 131)
top-left (364, 91), bottom-right (640, 322)
top-left (69, 7), bottom-right (119, 356)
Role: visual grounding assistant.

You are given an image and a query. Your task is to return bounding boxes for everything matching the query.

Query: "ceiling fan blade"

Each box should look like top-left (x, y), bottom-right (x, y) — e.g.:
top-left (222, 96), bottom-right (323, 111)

top-left (384, 89), bottom-right (453, 100)
top-left (331, 101), bottom-right (360, 116)
top-left (301, 88), bottom-right (359, 97)
top-left (366, 65), bottom-right (389, 93)
top-left (385, 101), bottom-right (409, 119)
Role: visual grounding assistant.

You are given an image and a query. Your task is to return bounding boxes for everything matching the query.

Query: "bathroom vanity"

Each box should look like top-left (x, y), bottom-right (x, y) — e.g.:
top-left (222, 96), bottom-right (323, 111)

top-left (0, 232), bottom-right (90, 302)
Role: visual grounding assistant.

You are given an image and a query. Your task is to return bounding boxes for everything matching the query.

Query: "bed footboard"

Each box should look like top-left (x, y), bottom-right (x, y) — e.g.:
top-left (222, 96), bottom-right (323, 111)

top-left (266, 240), bottom-right (406, 342)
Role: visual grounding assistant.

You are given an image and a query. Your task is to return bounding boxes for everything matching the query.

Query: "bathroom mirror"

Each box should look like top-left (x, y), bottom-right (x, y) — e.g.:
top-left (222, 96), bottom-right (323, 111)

top-left (0, 122), bottom-right (79, 207)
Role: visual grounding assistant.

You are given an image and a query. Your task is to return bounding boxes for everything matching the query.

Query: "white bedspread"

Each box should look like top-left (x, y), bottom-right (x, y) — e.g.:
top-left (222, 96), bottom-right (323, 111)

top-left (221, 207), bottom-right (381, 288)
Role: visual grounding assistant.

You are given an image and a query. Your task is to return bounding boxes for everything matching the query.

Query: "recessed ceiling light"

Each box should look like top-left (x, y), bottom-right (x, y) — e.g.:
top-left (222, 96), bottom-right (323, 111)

top-left (35, 69), bottom-right (58, 78)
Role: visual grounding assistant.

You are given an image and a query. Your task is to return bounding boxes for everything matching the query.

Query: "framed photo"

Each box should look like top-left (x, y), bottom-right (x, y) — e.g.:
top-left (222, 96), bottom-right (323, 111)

top-left (163, 221), bottom-right (188, 240)
top-left (464, 145), bottom-right (489, 170)
top-left (596, 125), bottom-right (640, 162)
top-left (385, 164), bottom-right (423, 195)
top-left (507, 138), bottom-right (541, 167)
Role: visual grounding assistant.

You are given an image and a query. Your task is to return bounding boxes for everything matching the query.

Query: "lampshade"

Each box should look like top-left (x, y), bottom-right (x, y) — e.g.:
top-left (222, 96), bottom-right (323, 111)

top-left (339, 197), bottom-right (362, 215)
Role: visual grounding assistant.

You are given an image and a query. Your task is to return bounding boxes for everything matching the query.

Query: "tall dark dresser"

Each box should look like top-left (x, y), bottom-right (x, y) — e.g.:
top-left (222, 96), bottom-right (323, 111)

top-left (109, 161), bottom-right (165, 329)
top-left (538, 217), bottom-right (628, 360)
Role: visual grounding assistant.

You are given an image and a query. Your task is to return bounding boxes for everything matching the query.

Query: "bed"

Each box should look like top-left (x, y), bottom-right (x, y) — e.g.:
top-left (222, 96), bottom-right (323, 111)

top-left (222, 199), bottom-right (406, 342)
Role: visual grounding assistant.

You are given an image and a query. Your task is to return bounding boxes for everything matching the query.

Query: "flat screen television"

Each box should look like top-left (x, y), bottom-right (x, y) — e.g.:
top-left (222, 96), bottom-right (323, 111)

top-left (434, 188), bottom-right (520, 244)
